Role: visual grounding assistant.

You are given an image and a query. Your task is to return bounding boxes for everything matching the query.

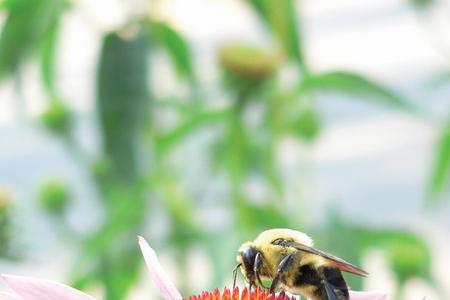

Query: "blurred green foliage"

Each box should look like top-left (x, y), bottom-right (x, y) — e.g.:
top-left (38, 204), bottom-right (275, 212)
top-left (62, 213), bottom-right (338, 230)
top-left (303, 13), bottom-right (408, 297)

top-left (0, 0), bottom-right (448, 299)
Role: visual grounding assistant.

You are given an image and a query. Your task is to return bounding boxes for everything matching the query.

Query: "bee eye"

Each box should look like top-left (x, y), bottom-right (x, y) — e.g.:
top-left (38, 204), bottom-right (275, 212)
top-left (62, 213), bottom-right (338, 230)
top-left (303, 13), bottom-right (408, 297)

top-left (241, 247), bottom-right (257, 270)
top-left (272, 238), bottom-right (286, 245)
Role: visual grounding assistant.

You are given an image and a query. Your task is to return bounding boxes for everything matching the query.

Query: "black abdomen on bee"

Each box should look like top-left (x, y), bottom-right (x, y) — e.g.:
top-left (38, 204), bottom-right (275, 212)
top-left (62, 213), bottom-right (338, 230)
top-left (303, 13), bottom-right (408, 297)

top-left (293, 265), bottom-right (349, 300)
top-left (294, 264), bottom-right (322, 286)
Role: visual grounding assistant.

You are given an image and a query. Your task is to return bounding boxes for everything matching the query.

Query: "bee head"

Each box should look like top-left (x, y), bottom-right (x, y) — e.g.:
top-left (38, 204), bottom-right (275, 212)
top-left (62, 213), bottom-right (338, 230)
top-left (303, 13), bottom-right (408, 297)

top-left (237, 243), bottom-right (258, 282)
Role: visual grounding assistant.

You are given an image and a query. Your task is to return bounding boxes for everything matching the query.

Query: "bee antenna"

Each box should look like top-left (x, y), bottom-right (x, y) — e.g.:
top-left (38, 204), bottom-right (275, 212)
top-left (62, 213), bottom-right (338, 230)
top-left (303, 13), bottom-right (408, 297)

top-left (232, 263), bottom-right (241, 290)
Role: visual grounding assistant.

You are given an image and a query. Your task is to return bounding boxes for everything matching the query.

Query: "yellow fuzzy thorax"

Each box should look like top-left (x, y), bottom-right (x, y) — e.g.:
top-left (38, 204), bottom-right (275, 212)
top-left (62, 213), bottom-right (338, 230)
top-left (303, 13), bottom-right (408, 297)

top-left (237, 229), bottom-right (317, 277)
top-left (253, 228), bottom-right (314, 247)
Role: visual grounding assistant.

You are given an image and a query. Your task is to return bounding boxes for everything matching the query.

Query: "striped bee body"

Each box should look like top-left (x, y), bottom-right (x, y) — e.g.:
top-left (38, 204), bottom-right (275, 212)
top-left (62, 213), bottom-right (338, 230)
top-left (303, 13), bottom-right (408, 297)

top-left (236, 229), bottom-right (367, 300)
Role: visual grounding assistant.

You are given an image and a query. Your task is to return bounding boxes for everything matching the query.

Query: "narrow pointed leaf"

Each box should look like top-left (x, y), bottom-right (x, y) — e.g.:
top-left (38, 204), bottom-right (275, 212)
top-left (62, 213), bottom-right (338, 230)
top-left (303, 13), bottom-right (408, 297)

top-left (149, 22), bottom-right (195, 81)
top-left (247, 0), bottom-right (305, 69)
top-left (156, 108), bottom-right (230, 154)
top-left (40, 18), bottom-right (60, 97)
top-left (0, 0), bottom-right (65, 80)
top-left (300, 71), bottom-right (414, 111)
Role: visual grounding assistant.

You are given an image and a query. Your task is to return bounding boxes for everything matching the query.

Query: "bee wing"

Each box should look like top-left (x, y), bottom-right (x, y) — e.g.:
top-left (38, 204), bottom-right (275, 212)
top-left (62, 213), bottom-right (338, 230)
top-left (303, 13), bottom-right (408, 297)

top-left (281, 240), bottom-right (368, 277)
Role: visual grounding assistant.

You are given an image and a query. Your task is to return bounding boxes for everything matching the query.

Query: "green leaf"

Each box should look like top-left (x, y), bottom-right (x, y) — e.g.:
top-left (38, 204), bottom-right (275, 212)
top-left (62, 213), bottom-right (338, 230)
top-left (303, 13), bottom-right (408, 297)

top-left (0, 0), bottom-right (65, 80)
top-left (429, 122), bottom-right (450, 198)
top-left (300, 71), bottom-right (415, 111)
top-left (149, 21), bottom-right (195, 81)
top-left (97, 30), bottom-right (150, 182)
top-left (156, 108), bottom-right (231, 154)
top-left (247, 0), bottom-right (305, 69)
top-left (40, 18), bottom-right (60, 97)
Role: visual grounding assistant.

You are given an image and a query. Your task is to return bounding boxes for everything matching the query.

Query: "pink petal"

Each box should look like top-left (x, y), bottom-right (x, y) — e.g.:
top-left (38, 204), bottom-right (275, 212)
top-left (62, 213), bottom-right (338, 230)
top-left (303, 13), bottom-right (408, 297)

top-left (2, 274), bottom-right (96, 300)
top-left (0, 292), bottom-right (21, 300)
top-left (138, 236), bottom-right (182, 300)
top-left (350, 290), bottom-right (387, 300)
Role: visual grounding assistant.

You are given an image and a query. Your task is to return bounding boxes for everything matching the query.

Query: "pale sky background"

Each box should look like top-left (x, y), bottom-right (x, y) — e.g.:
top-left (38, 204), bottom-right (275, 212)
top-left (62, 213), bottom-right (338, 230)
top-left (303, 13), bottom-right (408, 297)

top-left (0, 0), bottom-right (449, 299)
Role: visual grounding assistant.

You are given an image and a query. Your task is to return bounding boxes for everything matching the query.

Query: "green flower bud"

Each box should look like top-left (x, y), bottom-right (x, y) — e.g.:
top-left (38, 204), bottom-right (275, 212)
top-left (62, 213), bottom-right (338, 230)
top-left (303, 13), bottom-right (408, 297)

top-left (38, 180), bottom-right (70, 214)
top-left (291, 108), bottom-right (321, 141)
top-left (40, 101), bottom-right (71, 134)
top-left (219, 44), bottom-right (278, 82)
top-left (389, 241), bottom-right (430, 284)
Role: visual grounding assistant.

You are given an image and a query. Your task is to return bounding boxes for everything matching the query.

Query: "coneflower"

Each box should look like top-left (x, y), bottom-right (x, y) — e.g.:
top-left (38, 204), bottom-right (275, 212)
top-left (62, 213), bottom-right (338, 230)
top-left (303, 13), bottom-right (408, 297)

top-left (0, 237), bottom-right (388, 300)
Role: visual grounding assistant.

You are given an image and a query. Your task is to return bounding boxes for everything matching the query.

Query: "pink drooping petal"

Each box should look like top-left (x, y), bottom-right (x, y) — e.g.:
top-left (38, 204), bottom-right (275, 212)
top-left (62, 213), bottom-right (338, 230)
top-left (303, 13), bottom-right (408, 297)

top-left (138, 236), bottom-right (182, 300)
top-left (0, 292), bottom-right (21, 300)
top-left (350, 290), bottom-right (387, 300)
top-left (1, 274), bottom-right (96, 300)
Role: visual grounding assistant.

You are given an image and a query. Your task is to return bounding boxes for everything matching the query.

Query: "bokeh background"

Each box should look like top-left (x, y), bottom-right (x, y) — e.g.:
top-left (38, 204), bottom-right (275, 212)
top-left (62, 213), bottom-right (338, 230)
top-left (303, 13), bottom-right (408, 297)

top-left (0, 0), bottom-right (449, 299)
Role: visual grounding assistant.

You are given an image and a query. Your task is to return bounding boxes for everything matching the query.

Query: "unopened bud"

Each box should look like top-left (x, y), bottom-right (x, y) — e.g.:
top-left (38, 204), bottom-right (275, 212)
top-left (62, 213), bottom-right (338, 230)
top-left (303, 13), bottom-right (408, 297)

top-left (291, 108), bottom-right (320, 141)
top-left (39, 100), bottom-right (71, 134)
top-left (219, 44), bottom-right (278, 82)
top-left (38, 180), bottom-right (70, 214)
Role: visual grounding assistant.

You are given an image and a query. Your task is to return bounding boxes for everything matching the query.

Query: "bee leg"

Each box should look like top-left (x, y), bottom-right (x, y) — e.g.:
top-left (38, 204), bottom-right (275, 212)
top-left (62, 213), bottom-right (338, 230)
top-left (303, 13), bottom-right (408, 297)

top-left (269, 274), bottom-right (281, 294)
top-left (319, 267), bottom-right (349, 300)
top-left (269, 254), bottom-right (295, 294)
top-left (232, 263), bottom-right (241, 291)
top-left (256, 272), bottom-right (266, 290)
top-left (253, 252), bottom-right (267, 289)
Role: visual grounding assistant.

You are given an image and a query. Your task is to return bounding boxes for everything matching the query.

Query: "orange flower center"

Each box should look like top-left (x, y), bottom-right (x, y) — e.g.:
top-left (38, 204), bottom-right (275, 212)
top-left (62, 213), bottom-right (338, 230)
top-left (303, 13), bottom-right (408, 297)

top-left (185, 287), bottom-right (297, 300)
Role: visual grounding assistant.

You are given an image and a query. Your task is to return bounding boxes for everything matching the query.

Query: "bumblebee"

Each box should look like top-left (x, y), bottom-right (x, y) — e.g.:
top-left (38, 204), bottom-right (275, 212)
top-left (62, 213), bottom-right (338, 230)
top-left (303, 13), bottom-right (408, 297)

top-left (234, 228), bottom-right (368, 300)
